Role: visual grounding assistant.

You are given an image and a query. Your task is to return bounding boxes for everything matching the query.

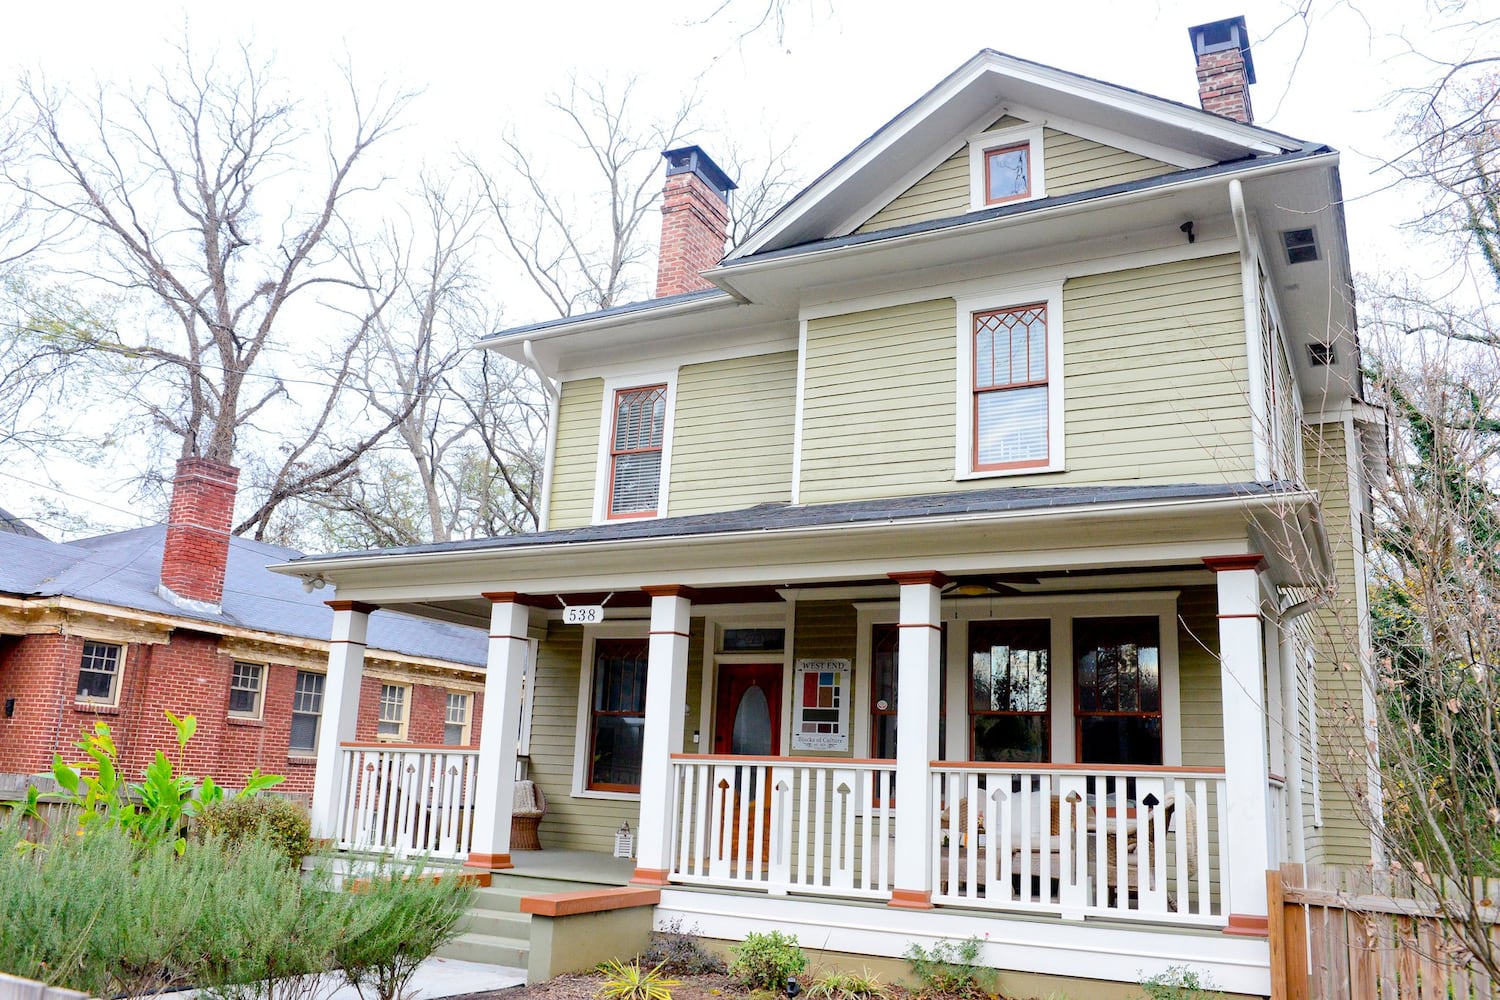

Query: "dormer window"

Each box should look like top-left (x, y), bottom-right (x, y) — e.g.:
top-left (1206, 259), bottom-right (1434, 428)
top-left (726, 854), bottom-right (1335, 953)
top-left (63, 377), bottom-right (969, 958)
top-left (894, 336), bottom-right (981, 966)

top-left (968, 123), bottom-right (1046, 211)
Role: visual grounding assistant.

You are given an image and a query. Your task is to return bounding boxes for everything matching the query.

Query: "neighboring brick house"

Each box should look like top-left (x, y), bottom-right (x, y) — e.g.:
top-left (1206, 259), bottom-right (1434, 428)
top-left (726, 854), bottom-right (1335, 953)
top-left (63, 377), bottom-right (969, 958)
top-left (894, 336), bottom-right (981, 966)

top-left (0, 459), bottom-right (488, 799)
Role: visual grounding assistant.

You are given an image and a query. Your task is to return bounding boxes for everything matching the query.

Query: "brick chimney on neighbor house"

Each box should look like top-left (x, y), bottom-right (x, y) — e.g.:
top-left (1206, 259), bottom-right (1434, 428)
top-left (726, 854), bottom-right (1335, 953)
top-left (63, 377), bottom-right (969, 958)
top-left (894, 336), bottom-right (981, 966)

top-left (1188, 16), bottom-right (1257, 124)
top-left (159, 457), bottom-right (240, 610)
top-left (655, 145), bottom-right (737, 298)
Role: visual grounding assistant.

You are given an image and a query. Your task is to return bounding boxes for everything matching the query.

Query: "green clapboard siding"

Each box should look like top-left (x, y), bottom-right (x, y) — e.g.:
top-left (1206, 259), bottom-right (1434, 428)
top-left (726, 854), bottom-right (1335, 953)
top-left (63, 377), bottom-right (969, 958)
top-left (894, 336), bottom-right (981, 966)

top-left (798, 254), bottom-right (1254, 504)
top-left (1302, 420), bottom-right (1375, 865)
top-left (669, 351), bottom-right (797, 516)
top-left (548, 379), bottom-right (604, 530)
top-left (1178, 586), bottom-right (1224, 769)
top-left (856, 120), bottom-right (1174, 234)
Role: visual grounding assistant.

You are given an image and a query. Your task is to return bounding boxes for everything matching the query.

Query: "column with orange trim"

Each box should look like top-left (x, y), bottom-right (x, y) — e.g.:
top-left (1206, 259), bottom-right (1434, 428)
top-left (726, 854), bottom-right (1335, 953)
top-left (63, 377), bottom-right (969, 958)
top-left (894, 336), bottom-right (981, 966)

top-left (888, 571), bottom-right (945, 909)
top-left (631, 585), bottom-right (693, 886)
top-left (465, 593), bottom-right (533, 872)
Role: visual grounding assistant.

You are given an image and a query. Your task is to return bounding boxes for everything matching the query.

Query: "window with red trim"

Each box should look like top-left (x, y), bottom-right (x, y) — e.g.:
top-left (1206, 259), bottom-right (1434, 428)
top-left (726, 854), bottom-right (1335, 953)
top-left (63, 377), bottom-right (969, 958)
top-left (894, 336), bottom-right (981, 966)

top-left (968, 619), bottom-right (1050, 763)
top-left (1075, 616), bottom-right (1162, 765)
top-left (608, 385), bottom-right (667, 517)
top-left (973, 304), bottom-right (1049, 470)
top-left (984, 142), bottom-right (1031, 204)
top-left (588, 639), bottom-right (649, 791)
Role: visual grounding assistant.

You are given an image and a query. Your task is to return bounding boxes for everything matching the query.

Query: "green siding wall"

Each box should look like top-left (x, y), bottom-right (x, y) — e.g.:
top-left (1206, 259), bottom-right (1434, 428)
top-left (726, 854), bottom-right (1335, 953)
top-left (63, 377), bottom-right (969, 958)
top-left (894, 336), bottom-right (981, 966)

top-left (858, 147), bottom-right (968, 233)
top-left (1178, 586), bottom-right (1224, 769)
top-left (548, 379), bottom-right (604, 530)
top-left (798, 254), bottom-right (1254, 504)
top-left (669, 352), bottom-right (797, 516)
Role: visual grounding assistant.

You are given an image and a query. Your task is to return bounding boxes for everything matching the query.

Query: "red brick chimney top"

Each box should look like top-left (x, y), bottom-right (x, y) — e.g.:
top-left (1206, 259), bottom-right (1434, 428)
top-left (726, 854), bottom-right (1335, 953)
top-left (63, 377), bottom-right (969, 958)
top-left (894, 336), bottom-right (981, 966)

top-left (1188, 16), bottom-right (1256, 125)
top-left (655, 145), bottom-right (737, 298)
top-left (160, 457), bottom-right (240, 609)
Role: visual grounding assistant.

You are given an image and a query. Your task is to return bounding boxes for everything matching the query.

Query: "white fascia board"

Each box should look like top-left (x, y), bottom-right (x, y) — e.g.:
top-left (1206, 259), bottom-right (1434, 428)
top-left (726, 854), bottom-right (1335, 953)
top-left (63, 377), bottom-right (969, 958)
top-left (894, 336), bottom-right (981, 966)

top-left (477, 293), bottom-right (742, 358)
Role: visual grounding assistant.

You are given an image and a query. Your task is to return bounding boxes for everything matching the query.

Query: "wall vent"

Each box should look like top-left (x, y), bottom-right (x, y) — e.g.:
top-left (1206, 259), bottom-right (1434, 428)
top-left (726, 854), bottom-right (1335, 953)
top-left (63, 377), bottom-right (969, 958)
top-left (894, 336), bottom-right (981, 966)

top-left (1282, 228), bottom-right (1320, 264)
top-left (1308, 342), bottom-right (1335, 367)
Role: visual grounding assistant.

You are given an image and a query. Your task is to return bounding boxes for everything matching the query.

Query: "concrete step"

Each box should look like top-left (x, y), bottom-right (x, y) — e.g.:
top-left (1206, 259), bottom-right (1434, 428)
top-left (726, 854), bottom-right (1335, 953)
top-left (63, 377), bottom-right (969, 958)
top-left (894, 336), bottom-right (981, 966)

top-left (436, 932), bottom-right (530, 968)
top-left (459, 907), bottom-right (532, 939)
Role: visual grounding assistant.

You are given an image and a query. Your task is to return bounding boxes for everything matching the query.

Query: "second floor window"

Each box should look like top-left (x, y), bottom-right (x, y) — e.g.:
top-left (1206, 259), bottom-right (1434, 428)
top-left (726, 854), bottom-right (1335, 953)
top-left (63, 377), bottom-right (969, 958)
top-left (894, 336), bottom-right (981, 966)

top-left (973, 304), bottom-right (1049, 470)
top-left (609, 385), bottom-right (667, 517)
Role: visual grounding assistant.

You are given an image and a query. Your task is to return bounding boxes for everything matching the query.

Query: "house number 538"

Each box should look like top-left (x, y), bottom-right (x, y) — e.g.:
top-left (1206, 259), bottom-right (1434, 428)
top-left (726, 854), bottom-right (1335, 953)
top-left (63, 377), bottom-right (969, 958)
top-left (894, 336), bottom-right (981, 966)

top-left (563, 605), bottom-right (605, 624)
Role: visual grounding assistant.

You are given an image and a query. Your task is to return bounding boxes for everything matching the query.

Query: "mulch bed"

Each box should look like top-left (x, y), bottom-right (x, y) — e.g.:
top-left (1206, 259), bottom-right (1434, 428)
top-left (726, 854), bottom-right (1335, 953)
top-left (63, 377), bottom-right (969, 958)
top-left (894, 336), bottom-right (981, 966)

top-left (450, 972), bottom-right (1050, 1000)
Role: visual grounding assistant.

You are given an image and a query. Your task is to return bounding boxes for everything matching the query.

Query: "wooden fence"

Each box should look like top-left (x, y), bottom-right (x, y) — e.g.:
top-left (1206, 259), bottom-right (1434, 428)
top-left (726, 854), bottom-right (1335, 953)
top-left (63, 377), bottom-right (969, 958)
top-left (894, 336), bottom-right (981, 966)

top-left (1271, 863), bottom-right (1500, 998)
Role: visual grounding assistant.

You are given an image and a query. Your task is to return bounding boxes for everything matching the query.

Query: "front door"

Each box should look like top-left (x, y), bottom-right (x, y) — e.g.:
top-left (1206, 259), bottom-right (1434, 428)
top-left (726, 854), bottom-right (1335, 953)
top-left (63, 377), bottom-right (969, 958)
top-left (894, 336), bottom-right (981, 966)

top-left (713, 663), bottom-right (782, 755)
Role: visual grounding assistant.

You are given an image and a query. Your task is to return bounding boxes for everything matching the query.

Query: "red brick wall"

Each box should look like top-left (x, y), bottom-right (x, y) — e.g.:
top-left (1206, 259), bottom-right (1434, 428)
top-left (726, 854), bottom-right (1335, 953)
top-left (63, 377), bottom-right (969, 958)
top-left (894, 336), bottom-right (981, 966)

top-left (160, 458), bottom-right (240, 606)
top-left (1195, 48), bottom-right (1254, 124)
top-left (0, 630), bottom-right (475, 798)
top-left (655, 172), bottom-right (730, 298)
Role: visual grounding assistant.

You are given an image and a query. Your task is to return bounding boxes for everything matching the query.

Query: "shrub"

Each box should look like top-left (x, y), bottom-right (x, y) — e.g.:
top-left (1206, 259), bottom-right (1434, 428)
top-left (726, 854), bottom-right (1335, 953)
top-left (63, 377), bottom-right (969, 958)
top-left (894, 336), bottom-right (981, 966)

top-left (198, 795), bottom-right (314, 870)
top-left (334, 867), bottom-right (475, 1000)
top-left (729, 931), bottom-right (807, 991)
top-left (903, 937), bottom-right (996, 998)
top-left (640, 917), bottom-right (726, 975)
top-left (806, 968), bottom-right (889, 1000)
top-left (1135, 966), bottom-right (1218, 1000)
top-left (596, 959), bottom-right (681, 1000)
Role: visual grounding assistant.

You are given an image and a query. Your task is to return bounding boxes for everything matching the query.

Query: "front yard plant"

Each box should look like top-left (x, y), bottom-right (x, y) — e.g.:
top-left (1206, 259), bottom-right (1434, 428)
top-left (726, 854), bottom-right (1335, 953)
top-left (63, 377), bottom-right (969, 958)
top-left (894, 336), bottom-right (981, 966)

top-left (728, 931), bottom-right (807, 991)
top-left (903, 937), bottom-right (996, 999)
top-left (640, 918), bottom-right (727, 976)
top-left (596, 959), bottom-right (681, 1000)
top-left (198, 794), bottom-right (314, 870)
top-left (806, 968), bottom-right (889, 1000)
top-left (335, 868), bottom-right (475, 1000)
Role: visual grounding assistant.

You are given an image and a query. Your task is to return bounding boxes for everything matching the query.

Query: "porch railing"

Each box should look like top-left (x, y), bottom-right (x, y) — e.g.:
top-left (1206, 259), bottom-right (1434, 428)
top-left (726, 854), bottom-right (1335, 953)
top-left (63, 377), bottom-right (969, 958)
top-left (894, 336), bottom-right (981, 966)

top-left (336, 743), bottom-right (478, 860)
top-left (669, 755), bottom-right (897, 899)
top-left (929, 763), bottom-right (1228, 925)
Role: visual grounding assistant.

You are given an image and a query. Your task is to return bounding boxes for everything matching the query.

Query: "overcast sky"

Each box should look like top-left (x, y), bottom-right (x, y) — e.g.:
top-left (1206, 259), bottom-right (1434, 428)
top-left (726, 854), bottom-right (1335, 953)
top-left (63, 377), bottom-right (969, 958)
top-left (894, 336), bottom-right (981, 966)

top-left (0, 0), bottom-right (1488, 537)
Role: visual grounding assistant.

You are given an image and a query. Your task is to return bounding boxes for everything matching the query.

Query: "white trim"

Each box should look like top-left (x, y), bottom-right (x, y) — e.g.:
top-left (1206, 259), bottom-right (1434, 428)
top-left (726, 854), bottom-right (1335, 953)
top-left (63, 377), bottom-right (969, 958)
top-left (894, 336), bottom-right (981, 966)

top-left (518, 637), bottom-right (538, 756)
top-left (1004, 102), bottom-right (1215, 170)
top-left (830, 134), bottom-right (974, 238)
top-left (1230, 179), bottom-right (1270, 482)
top-left (376, 681), bottom-right (412, 742)
top-left (698, 607), bottom-right (797, 755)
top-left (591, 371), bottom-right (679, 525)
top-left (790, 320), bottom-right (808, 505)
top-left (954, 281), bottom-right (1066, 479)
top-left (74, 638), bottom-right (126, 708)
top-left (967, 122), bottom-right (1047, 211)
top-left (554, 331), bottom-right (795, 383)
top-left (1307, 645), bottom-right (1323, 828)
top-left (572, 621), bottom-right (650, 801)
top-left (1344, 409), bottom-right (1380, 859)
top-left (228, 660), bottom-right (267, 721)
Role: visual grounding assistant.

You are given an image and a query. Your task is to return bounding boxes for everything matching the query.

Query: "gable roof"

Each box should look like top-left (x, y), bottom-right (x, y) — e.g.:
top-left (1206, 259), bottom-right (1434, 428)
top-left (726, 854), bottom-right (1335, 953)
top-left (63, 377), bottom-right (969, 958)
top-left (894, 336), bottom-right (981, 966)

top-left (0, 526), bottom-right (487, 667)
top-left (728, 48), bottom-right (1315, 260)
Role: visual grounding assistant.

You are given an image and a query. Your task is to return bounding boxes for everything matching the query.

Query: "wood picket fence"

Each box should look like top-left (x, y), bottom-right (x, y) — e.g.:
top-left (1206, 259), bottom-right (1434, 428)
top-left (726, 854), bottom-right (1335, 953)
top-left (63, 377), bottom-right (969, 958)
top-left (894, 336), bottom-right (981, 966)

top-left (1271, 863), bottom-right (1500, 998)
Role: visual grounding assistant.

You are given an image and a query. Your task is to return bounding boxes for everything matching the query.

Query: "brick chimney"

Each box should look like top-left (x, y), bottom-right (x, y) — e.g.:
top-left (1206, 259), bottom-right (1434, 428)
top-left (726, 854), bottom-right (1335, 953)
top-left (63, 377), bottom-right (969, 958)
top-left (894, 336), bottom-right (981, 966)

top-left (655, 146), bottom-right (737, 298)
top-left (1188, 16), bottom-right (1256, 124)
top-left (159, 457), bottom-right (239, 611)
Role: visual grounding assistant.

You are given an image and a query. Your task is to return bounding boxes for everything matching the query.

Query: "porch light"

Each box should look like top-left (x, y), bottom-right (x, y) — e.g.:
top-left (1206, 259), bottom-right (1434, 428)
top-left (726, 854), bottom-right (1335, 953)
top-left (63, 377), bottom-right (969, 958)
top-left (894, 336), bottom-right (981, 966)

top-left (952, 582), bottom-right (997, 597)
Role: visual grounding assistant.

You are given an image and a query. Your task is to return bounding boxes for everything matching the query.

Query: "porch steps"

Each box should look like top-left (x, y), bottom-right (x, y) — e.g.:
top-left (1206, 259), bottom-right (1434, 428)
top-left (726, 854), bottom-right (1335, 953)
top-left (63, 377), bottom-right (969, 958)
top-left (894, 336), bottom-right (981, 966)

top-left (438, 869), bottom-right (634, 969)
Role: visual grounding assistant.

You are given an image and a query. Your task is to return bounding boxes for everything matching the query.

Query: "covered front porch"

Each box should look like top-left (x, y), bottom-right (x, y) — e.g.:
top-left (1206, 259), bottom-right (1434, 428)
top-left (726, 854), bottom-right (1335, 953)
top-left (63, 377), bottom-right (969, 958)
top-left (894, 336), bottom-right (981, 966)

top-left (282, 484), bottom-right (1329, 996)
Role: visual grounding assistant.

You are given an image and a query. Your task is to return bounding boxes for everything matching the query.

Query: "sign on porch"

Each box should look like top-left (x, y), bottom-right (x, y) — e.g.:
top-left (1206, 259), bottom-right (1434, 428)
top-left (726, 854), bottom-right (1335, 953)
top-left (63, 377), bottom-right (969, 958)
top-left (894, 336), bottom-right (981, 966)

top-left (562, 605), bottom-right (606, 625)
top-left (792, 658), bottom-right (850, 751)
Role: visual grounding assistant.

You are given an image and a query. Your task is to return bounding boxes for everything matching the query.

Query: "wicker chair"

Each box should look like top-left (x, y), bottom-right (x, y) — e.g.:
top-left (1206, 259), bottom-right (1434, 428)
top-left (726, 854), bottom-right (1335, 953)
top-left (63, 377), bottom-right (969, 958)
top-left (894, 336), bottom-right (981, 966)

top-left (1097, 793), bottom-right (1197, 902)
top-left (510, 779), bottom-right (547, 851)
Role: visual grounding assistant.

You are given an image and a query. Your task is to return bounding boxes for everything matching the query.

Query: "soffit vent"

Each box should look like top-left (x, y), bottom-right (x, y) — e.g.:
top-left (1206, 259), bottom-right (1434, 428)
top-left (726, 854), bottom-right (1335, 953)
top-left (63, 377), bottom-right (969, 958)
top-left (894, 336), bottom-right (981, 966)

top-left (1282, 228), bottom-right (1320, 265)
top-left (1308, 342), bottom-right (1336, 367)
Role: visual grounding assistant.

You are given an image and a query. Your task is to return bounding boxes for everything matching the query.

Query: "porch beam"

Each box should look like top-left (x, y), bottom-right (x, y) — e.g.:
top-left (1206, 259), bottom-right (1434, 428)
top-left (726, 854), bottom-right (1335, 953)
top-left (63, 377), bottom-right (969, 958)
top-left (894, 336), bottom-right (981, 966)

top-left (632, 585), bottom-right (694, 885)
top-left (888, 570), bottom-right (946, 909)
top-left (465, 593), bottom-right (533, 872)
top-left (310, 600), bottom-right (376, 840)
top-left (1206, 555), bottom-right (1273, 935)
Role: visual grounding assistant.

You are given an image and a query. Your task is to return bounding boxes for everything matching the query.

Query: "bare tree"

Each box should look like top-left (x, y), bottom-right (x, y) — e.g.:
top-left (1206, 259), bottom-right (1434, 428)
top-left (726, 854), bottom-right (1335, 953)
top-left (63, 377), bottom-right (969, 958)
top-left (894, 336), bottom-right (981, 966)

top-left (7, 42), bottom-right (415, 534)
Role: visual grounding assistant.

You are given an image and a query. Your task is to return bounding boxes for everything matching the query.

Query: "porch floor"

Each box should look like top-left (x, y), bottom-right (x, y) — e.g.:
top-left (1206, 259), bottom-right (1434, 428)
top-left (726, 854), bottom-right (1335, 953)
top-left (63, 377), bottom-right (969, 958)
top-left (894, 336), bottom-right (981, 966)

top-left (504, 848), bottom-right (634, 885)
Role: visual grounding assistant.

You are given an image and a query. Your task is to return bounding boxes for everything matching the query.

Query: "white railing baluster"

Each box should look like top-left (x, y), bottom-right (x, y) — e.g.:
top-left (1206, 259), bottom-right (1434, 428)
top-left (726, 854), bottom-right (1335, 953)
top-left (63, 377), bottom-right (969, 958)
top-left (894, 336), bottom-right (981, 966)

top-left (331, 744), bottom-right (479, 862)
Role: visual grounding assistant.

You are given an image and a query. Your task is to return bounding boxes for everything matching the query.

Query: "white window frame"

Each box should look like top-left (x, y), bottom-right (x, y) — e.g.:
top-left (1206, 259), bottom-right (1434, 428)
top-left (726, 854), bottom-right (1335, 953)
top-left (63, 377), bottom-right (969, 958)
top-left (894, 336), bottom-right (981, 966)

top-left (954, 282), bottom-right (1066, 479)
top-left (572, 620), bottom-right (651, 801)
top-left (592, 371), bottom-right (679, 524)
top-left (967, 123), bottom-right (1047, 211)
top-left (290, 669), bottom-right (325, 756)
top-left (75, 640), bottom-right (124, 707)
top-left (444, 691), bottom-right (472, 746)
top-left (377, 682), bottom-right (411, 742)
top-left (228, 661), bottom-right (265, 720)
top-left (698, 608), bottom-right (797, 757)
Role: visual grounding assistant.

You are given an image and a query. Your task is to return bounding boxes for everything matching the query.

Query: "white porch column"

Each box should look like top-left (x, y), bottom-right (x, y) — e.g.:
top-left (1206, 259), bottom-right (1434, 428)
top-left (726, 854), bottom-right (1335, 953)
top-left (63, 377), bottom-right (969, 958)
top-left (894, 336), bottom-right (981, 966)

top-left (632, 585), bottom-right (693, 885)
top-left (465, 593), bottom-right (532, 872)
top-left (889, 571), bottom-right (945, 909)
top-left (1206, 555), bottom-right (1273, 936)
top-left (310, 600), bottom-right (375, 840)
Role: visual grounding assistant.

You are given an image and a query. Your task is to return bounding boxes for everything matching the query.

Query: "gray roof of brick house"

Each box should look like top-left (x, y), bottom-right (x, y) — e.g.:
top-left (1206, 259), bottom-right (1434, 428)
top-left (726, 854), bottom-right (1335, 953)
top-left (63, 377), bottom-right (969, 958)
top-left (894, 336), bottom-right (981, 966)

top-left (286, 481), bottom-right (1295, 565)
top-left (0, 526), bottom-right (487, 667)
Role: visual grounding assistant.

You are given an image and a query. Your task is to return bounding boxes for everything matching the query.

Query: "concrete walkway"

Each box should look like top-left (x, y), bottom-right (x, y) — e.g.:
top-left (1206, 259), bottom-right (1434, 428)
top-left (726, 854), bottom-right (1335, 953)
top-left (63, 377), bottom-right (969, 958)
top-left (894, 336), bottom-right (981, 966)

top-left (322, 957), bottom-right (525, 1000)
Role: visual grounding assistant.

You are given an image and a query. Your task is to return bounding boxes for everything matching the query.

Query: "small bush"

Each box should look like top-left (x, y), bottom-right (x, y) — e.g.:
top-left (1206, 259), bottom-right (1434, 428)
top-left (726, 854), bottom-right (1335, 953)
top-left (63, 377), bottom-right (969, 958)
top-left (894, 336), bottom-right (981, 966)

top-left (729, 931), bottom-right (807, 991)
top-left (903, 937), bottom-right (996, 998)
top-left (597, 959), bottom-right (681, 1000)
top-left (334, 867), bottom-right (475, 1000)
top-left (1135, 966), bottom-right (1217, 1000)
top-left (198, 795), bottom-right (314, 869)
top-left (640, 917), bottom-right (726, 975)
top-left (806, 968), bottom-right (888, 1000)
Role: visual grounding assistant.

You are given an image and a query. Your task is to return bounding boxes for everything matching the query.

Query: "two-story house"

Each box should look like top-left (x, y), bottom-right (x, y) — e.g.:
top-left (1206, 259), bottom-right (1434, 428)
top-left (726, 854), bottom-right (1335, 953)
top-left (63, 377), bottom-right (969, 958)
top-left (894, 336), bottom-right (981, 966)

top-left (275, 18), bottom-right (1379, 996)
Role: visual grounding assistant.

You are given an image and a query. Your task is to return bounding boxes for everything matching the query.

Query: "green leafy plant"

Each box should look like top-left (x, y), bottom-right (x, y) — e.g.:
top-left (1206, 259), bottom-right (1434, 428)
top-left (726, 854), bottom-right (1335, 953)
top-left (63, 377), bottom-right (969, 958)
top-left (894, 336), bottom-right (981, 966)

top-left (903, 937), bottom-right (996, 998)
top-left (1134, 966), bottom-right (1217, 1000)
top-left (729, 931), bottom-right (807, 991)
top-left (51, 712), bottom-right (283, 853)
top-left (806, 968), bottom-right (889, 1000)
top-left (198, 795), bottom-right (314, 870)
top-left (640, 917), bottom-right (726, 975)
top-left (334, 867), bottom-right (476, 1000)
top-left (596, 959), bottom-right (681, 1000)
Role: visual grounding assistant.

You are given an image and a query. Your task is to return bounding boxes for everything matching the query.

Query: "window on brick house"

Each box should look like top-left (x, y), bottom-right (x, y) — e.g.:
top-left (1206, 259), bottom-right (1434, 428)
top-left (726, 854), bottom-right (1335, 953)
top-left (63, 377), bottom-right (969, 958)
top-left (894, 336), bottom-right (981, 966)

top-left (228, 662), bottom-right (264, 719)
top-left (444, 692), bottom-right (471, 746)
top-left (76, 641), bottom-right (122, 705)
top-left (290, 670), bottom-right (324, 754)
top-left (378, 683), bottom-right (410, 740)
top-left (608, 385), bottom-right (668, 518)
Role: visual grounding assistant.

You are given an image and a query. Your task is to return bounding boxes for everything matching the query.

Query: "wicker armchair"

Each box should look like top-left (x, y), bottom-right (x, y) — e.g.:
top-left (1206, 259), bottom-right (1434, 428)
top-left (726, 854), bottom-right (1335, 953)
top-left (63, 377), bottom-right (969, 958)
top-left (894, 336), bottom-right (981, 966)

top-left (1097, 793), bottom-right (1197, 900)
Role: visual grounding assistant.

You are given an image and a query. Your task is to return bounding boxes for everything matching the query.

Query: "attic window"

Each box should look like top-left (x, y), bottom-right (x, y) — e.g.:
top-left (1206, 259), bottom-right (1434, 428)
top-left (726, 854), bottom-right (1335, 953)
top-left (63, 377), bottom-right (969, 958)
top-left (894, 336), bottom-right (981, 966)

top-left (1282, 228), bottom-right (1320, 265)
top-left (968, 123), bottom-right (1046, 211)
top-left (1308, 342), bottom-right (1336, 367)
top-left (984, 143), bottom-right (1031, 204)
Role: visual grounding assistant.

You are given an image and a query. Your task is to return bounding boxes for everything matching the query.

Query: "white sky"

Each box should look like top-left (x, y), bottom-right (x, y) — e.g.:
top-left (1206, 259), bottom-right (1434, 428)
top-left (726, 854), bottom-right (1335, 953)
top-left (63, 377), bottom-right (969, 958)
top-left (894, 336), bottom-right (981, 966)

top-left (0, 0), bottom-right (1488, 537)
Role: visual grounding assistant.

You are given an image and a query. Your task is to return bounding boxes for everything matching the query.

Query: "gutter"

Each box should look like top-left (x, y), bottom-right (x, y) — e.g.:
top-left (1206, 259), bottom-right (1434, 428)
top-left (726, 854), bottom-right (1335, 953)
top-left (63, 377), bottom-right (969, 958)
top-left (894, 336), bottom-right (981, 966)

top-left (523, 339), bottom-right (561, 532)
top-left (271, 488), bottom-right (1323, 578)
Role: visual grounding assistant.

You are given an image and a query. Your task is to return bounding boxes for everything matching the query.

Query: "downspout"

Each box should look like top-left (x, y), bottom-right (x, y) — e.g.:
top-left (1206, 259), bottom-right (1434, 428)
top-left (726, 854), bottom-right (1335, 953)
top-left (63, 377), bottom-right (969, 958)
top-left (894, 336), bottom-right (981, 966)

top-left (523, 339), bottom-right (561, 532)
top-left (1275, 591), bottom-right (1328, 864)
top-left (1230, 178), bottom-right (1270, 481)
